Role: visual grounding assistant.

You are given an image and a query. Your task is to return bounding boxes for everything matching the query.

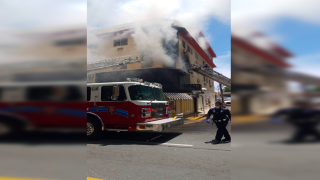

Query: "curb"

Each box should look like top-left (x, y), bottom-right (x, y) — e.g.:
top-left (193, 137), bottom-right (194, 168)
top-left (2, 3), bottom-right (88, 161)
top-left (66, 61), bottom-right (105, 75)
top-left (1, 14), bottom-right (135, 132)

top-left (183, 114), bottom-right (207, 124)
top-left (193, 114), bottom-right (206, 120)
top-left (232, 114), bottom-right (269, 124)
top-left (185, 114), bottom-right (206, 121)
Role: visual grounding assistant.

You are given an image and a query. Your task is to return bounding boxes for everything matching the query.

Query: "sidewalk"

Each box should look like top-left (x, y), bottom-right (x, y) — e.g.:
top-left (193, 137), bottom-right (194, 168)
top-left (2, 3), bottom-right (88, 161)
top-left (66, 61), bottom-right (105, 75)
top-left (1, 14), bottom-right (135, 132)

top-left (183, 106), bottom-right (211, 124)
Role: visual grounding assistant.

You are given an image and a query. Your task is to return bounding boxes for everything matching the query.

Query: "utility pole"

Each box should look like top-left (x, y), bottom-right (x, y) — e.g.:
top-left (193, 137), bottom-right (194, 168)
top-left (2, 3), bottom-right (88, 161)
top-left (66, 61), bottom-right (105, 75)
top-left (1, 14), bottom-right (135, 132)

top-left (219, 84), bottom-right (225, 104)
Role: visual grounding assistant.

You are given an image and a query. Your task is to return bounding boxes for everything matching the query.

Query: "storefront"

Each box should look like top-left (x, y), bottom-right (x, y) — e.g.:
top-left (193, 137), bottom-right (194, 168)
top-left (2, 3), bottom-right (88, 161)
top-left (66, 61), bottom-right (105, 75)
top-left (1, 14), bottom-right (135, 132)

top-left (164, 92), bottom-right (194, 117)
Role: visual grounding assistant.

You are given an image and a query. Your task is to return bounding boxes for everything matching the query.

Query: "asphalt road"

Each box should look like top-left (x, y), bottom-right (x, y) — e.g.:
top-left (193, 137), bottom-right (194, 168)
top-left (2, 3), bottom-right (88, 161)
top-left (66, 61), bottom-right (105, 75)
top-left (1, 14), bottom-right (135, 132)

top-left (232, 120), bottom-right (320, 180)
top-left (87, 118), bottom-right (231, 180)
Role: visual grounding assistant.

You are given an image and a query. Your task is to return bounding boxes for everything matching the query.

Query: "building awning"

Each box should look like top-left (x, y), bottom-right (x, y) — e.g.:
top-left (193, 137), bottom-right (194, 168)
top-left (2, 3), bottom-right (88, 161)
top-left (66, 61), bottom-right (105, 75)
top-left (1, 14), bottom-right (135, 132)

top-left (164, 92), bottom-right (193, 100)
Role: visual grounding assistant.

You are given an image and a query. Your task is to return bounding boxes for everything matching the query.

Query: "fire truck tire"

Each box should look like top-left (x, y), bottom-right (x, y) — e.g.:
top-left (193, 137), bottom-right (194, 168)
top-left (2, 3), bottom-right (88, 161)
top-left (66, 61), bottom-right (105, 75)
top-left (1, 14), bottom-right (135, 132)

top-left (87, 116), bottom-right (102, 140)
top-left (0, 117), bottom-right (25, 136)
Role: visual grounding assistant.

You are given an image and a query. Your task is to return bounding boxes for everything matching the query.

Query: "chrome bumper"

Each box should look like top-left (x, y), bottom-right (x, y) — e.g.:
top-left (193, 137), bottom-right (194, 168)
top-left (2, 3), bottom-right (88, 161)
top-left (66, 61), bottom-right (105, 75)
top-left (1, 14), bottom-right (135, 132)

top-left (136, 117), bottom-right (184, 131)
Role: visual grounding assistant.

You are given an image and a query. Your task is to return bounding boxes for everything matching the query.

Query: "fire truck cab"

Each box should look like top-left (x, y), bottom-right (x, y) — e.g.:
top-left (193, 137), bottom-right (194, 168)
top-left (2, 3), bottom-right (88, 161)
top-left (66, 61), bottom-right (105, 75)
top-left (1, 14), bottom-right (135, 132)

top-left (87, 78), bottom-right (184, 139)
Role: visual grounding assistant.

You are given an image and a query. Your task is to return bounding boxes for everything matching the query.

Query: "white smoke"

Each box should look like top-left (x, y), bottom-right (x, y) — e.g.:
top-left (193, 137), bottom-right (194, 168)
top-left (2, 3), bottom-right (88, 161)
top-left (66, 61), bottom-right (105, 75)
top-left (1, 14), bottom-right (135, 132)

top-left (131, 19), bottom-right (178, 66)
top-left (87, 0), bottom-right (230, 64)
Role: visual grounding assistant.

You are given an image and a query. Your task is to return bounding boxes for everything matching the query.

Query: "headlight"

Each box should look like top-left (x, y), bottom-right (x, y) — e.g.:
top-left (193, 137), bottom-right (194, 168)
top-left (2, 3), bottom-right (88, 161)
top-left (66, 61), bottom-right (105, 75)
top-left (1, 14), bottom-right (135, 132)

top-left (141, 108), bottom-right (151, 118)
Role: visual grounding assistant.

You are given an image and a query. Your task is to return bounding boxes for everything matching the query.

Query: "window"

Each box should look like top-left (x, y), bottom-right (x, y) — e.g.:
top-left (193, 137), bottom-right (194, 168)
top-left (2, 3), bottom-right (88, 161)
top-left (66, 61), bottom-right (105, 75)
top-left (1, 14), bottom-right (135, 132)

top-left (152, 88), bottom-right (166, 101)
top-left (101, 85), bottom-right (126, 101)
top-left (87, 87), bottom-right (91, 101)
top-left (113, 38), bottom-right (128, 47)
top-left (27, 86), bottom-right (83, 101)
top-left (187, 45), bottom-right (190, 53)
top-left (195, 53), bottom-right (198, 60)
top-left (182, 40), bottom-right (185, 48)
top-left (203, 61), bottom-right (205, 65)
top-left (187, 45), bottom-right (193, 54)
top-left (129, 85), bottom-right (154, 101)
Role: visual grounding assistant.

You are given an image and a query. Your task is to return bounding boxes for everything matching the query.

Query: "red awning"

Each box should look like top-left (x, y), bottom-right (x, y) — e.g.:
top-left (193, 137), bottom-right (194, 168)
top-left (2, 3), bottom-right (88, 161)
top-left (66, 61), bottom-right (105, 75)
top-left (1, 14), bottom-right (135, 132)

top-left (179, 29), bottom-right (216, 68)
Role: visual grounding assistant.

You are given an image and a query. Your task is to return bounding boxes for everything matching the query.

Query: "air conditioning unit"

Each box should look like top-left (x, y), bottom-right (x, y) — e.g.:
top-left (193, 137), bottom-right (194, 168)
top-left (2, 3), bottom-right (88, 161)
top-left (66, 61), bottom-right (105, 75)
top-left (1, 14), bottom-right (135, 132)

top-left (183, 49), bottom-right (188, 53)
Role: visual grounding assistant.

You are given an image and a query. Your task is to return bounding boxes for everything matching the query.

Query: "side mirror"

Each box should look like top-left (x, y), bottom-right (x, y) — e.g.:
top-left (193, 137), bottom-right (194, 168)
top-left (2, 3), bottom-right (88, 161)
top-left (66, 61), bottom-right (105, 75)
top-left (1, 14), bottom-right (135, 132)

top-left (112, 86), bottom-right (119, 100)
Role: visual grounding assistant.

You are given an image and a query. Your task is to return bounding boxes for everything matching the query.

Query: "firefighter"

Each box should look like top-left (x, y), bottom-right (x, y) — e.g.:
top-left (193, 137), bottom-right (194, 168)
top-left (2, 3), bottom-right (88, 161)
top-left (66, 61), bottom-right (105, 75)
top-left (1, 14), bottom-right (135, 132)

top-left (206, 101), bottom-right (231, 144)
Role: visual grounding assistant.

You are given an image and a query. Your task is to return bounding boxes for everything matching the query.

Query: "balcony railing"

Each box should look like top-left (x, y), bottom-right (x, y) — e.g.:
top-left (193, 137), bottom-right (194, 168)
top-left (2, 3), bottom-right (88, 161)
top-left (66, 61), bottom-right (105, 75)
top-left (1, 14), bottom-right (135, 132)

top-left (87, 55), bottom-right (140, 70)
top-left (187, 63), bottom-right (231, 88)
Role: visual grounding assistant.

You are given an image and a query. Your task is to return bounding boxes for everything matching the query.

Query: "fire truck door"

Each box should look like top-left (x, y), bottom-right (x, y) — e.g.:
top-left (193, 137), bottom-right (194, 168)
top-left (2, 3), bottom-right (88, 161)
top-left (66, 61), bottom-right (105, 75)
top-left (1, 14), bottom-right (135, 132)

top-left (96, 85), bottom-right (129, 129)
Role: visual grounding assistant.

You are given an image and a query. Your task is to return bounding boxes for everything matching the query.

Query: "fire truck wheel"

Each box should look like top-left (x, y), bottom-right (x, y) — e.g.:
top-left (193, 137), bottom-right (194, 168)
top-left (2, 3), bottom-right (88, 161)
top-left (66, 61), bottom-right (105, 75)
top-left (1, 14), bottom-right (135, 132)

top-left (87, 116), bottom-right (102, 140)
top-left (0, 117), bottom-right (25, 136)
top-left (0, 121), bottom-right (12, 136)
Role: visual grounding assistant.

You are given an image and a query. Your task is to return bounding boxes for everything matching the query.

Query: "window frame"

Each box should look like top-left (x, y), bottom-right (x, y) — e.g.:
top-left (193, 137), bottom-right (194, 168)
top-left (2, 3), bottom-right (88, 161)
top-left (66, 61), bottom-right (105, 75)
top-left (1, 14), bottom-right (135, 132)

top-left (113, 38), bottom-right (128, 47)
top-left (101, 85), bottom-right (127, 101)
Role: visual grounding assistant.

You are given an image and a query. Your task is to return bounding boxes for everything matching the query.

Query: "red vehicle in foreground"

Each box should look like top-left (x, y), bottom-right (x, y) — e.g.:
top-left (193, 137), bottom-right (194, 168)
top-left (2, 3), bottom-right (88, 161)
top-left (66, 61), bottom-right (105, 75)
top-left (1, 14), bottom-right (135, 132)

top-left (87, 78), bottom-right (184, 139)
top-left (0, 82), bottom-right (86, 137)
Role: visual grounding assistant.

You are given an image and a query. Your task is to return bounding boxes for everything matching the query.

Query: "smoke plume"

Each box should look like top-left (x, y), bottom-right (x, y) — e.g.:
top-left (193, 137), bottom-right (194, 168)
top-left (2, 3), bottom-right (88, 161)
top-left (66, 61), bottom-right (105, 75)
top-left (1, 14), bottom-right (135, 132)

top-left (87, 0), bottom-right (230, 65)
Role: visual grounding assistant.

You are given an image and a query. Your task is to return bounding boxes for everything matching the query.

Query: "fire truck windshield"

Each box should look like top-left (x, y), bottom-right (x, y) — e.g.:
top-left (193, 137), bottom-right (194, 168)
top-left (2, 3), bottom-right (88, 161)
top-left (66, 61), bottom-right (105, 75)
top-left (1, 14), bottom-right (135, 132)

top-left (128, 85), bottom-right (166, 101)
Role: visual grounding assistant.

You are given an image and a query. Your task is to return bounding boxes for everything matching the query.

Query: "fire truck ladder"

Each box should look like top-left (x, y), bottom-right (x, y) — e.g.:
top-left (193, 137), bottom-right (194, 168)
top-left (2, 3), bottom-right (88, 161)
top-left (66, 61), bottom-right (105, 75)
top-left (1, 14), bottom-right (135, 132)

top-left (87, 55), bottom-right (140, 71)
top-left (187, 63), bottom-right (231, 88)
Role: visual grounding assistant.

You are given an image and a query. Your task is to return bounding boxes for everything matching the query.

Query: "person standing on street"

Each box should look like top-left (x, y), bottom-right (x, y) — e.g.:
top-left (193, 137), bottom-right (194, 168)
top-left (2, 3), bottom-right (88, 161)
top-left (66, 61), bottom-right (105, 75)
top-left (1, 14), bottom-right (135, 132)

top-left (206, 101), bottom-right (231, 144)
top-left (208, 98), bottom-right (211, 108)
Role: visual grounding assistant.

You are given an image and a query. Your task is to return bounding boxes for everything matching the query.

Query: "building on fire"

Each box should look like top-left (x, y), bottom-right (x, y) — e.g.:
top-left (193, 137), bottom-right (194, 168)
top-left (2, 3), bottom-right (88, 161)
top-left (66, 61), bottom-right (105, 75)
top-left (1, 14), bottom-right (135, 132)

top-left (87, 19), bottom-right (219, 117)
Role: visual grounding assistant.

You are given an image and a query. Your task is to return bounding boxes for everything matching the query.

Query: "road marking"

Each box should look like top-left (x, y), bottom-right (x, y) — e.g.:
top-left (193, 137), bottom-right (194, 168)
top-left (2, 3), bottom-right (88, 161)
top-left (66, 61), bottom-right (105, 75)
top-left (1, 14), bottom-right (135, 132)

top-left (97, 139), bottom-right (193, 147)
top-left (160, 143), bottom-right (193, 147)
top-left (87, 177), bottom-right (105, 180)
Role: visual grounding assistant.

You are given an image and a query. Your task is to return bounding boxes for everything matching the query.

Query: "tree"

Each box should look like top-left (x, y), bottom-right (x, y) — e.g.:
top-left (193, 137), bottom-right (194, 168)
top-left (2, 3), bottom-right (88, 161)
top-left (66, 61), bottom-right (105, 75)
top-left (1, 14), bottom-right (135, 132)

top-left (223, 86), bottom-right (231, 92)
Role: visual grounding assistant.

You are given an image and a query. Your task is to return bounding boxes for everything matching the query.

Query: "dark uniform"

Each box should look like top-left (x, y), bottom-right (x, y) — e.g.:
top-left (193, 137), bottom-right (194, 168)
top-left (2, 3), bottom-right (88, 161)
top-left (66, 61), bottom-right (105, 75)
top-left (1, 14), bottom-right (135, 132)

top-left (206, 107), bottom-right (231, 142)
top-left (273, 107), bottom-right (320, 142)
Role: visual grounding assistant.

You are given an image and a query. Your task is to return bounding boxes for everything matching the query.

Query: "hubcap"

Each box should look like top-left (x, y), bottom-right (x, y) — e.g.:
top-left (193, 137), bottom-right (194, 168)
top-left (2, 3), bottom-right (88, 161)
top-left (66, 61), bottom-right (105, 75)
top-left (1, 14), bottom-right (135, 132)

top-left (87, 122), bottom-right (94, 136)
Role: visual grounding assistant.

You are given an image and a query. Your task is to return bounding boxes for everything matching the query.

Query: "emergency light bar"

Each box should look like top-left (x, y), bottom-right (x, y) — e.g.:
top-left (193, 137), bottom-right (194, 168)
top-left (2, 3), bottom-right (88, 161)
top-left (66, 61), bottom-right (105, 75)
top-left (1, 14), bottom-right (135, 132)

top-left (127, 78), bottom-right (143, 82)
top-left (144, 81), bottom-right (151, 86)
top-left (152, 83), bottom-right (162, 89)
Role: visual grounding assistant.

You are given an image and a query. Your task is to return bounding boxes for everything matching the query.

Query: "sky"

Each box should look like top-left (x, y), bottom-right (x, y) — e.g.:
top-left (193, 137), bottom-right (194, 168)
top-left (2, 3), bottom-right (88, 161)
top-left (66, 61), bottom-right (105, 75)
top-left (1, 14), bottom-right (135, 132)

top-left (203, 18), bottom-right (231, 79)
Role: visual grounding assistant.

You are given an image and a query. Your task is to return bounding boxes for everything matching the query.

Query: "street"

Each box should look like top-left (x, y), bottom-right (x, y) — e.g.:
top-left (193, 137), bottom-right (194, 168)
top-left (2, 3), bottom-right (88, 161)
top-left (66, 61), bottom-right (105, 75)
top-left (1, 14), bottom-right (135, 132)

top-left (87, 117), bottom-right (231, 180)
top-left (233, 120), bottom-right (320, 180)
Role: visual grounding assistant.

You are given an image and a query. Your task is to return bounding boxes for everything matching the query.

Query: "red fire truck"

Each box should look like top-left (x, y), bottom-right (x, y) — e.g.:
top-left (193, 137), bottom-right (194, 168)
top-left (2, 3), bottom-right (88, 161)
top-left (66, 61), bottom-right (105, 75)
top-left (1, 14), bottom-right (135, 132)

top-left (87, 78), bottom-right (184, 139)
top-left (0, 81), bottom-right (86, 137)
